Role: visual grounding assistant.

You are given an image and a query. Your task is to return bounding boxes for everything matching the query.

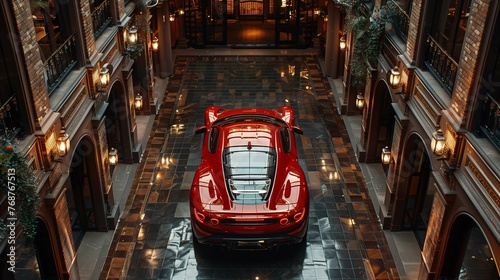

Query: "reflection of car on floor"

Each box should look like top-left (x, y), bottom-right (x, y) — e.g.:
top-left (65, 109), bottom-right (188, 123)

top-left (190, 106), bottom-right (309, 250)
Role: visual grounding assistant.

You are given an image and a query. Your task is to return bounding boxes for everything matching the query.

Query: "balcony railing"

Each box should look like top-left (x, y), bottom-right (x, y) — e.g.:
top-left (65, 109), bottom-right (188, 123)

top-left (424, 34), bottom-right (458, 93)
top-left (478, 93), bottom-right (500, 150)
top-left (92, 0), bottom-right (112, 38)
top-left (0, 95), bottom-right (24, 141)
top-left (44, 34), bottom-right (78, 95)
top-left (389, 0), bottom-right (409, 41)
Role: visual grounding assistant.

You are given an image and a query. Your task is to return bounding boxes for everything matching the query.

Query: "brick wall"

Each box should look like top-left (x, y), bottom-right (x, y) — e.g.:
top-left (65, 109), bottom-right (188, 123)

top-left (79, 0), bottom-right (97, 58)
top-left (12, 0), bottom-right (50, 126)
top-left (451, 0), bottom-right (490, 122)
top-left (404, 0), bottom-right (422, 62)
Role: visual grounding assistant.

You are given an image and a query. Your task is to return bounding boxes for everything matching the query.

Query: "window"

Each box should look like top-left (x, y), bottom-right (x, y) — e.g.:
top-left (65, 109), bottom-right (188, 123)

top-left (473, 14), bottom-right (500, 150)
top-left (279, 127), bottom-right (291, 153)
top-left (208, 127), bottom-right (220, 154)
top-left (429, 0), bottom-right (472, 62)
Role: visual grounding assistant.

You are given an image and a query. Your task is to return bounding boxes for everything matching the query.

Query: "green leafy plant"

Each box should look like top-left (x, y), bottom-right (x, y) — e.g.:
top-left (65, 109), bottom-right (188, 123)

top-left (0, 137), bottom-right (40, 244)
top-left (343, 2), bottom-right (397, 86)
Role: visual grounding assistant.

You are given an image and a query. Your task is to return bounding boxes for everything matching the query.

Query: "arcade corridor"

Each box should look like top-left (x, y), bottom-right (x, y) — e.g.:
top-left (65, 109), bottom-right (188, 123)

top-left (99, 54), bottom-right (399, 279)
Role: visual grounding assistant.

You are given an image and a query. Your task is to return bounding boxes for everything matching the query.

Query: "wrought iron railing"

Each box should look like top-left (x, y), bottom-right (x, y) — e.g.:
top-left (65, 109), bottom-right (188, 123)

top-left (478, 93), bottom-right (500, 150)
top-left (424, 34), bottom-right (458, 93)
top-left (389, 0), bottom-right (409, 41)
top-left (0, 95), bottom-right (24, 141)
top-left (92, 0), bottom-right (112, 38)
top-left (44, 34), bottom-right (78, 95)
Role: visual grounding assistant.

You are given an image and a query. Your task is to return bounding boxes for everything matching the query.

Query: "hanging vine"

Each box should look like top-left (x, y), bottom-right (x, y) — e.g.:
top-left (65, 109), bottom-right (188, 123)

top-left (0, 137), bottom-right (40, 245)
top-left (335, 0), bottom-right (398, 87)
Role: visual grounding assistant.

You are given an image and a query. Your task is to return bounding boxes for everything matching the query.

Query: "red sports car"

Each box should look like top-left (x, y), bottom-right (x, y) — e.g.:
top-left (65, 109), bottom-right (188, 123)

top-left (190, 106), bottom-right (309, 250)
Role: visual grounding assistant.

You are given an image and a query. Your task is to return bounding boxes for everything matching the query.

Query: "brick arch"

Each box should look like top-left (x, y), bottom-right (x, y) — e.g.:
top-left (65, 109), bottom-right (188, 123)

top-left (440, 213), bottom-right (500, 279)
top-left (105, 79), bottom-right (135, 163)
top-left (68, 134), bottom-right (108, 247)
top-left (364, 79), bottom-right (395, 163)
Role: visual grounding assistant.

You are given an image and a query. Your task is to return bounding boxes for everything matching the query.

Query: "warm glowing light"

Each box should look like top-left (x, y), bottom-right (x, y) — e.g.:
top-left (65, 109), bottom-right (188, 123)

top-left (389, 66), bottom-right (401, 88)
top-left (108, 148), bottom-right (118, 165)
top-left (99, 66), bottom-right (110, 86)
top-left (339, 36), bottom-right (346, 51)
top-left (127, 26), bottom-right (138, 45)
top-left (178, 9), bottom-right (185, 15)
top-left (356, 94), bottom-right (365, 109)
top-left (56, 130), bottom-right (70, 157)
top-left (151, 36), bottom-right (159, 51)
top-left (169, 14), bottom-right (175, 21)
top-left (135, 94), bottom-right (143, 110)
top-left (431, 129), bottom-right (446, 156)
top-left (381, 146), bottom-right (391, 165)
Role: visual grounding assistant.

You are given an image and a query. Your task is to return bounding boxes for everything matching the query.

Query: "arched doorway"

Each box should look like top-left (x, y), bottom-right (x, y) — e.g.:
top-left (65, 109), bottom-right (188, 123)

top-left (365, 81), bottom-right (395, 164)
top-left (34, 218), bottom-right (58, 280)
top-left (441, 215), bottom-right (499, 279)
top-left (68, 136), bottom-right (107, 248)
top-left (105, 82), bottom-right (133, 163)
top-left (401, 135), bottom-right (434, 247)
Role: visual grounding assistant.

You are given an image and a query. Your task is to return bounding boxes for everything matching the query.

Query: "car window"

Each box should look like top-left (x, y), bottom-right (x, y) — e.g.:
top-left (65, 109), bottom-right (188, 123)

top-left (208, 127), bottom-right (219, 154)
top-left (280, 128), bottom-right (291, 153)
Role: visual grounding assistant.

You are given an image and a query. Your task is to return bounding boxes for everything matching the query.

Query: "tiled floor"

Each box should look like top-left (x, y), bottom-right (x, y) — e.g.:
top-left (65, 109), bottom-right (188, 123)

top-left (99, 55), bottom-right (400, 279)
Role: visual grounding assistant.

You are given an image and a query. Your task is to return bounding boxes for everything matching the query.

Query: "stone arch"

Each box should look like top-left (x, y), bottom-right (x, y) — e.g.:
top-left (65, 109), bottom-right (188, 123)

top-left (440, 214), bottom-right (499, 279)
top-left (104, 79), bottom-right (134, 163)
top-left (364, 79), bottom-right (395, 163)
top-left (391, 132), bottom-right (435, 247)
top-left (34, 217), bottom-right (59, 280)
top-left (67, 134), bottom-right (107, 248)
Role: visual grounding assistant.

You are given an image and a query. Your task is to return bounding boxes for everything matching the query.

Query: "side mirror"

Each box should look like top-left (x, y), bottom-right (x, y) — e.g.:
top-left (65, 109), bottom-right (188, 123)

top-left (195, 126), bottom-right (207, 134)
top-left (292, 126), bottom-right (303, 135)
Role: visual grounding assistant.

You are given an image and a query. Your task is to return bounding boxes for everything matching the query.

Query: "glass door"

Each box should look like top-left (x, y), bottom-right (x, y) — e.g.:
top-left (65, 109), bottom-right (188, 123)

top-left (184, 0), bottom-right (205, 47)
top-left (275, 0), bottom-right (297, 45)
top-left (203, 0), bottom-right (227, 45)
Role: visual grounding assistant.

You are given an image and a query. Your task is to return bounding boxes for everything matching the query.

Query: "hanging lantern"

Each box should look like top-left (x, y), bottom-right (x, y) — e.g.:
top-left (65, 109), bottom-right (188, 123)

top-left (356, 94), bottom-right (365, 109)
top-left (431, 129), bottom-right (446, 156)
top-left (389, 66), bottom-right (401, 88)
top-left (56, 130), bottom-right (70, 157)
top-left (99, 66), bottom-right (110, 86)
top-left (108, 148), bottom-right (118, 165)
top-left (127, 26), bottom-right (138, 45)
top-left (152, 37), bottom-right (159, 51)
top-left (339, 36), bottom-right (346, 51)
top-left (381, 146), bottom-right (391, 165)
top-left (135, 94), bottom-right (143, 110)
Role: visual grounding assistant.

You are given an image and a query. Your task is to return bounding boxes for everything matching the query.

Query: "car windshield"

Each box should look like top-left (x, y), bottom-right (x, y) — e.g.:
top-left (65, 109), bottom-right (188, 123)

top-left (223, 146), bottom-right (276, 203)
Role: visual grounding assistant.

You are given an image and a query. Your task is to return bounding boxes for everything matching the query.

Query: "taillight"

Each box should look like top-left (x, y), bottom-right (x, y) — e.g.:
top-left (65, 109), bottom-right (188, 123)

top-left (194, 208), bottom-right (205, 223)
top-left (293, 209), bottom-right (305, 222)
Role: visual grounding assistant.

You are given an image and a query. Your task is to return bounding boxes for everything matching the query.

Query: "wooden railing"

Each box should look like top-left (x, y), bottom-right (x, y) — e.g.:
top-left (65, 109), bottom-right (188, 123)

top-left (478, 93), bottom-right (500, 150)
top-left (92, 0), bottom-right (112, 37)
top-left (44, 34), bottom-right (78, 95)
top-left (424, 34), bottom-right (458, 93)
top-left (0, 95), bottom-right (24, 141)
top-left (389, 0), bottom-right (409, 41)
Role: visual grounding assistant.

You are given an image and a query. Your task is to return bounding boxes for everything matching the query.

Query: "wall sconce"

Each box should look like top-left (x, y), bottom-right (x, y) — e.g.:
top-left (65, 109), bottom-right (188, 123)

top-left (178, 9), bottom-right (184, 15)
top-left (151, 37), bottom-right (159, 51)
top-left (56, 130), bottom-right (70, 157)
top-left (135, 93), bottom-right (143, 110)
top-left (108, 148), bottom-right (118, 165)
top-left (169, 14), bottom-right (175, 21)
top-left (389, 66), bottom-right (401, 88)
top-left (99, 65), bottom-right (110, 87)
top-left (381, 146), bottom-right (391, 165)
top-left (356, 94), bottom-right (365, 109)
top-left (431, 129), bottom-right (447, 156)
top-left (127, 26), bottom-right (138, 46)
top-left (339, 36), bottom-right (346, 51)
